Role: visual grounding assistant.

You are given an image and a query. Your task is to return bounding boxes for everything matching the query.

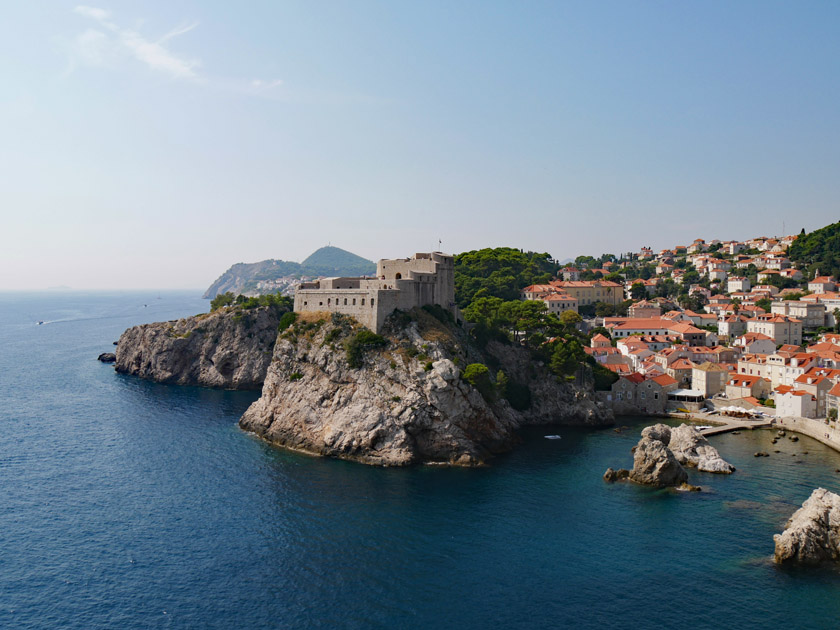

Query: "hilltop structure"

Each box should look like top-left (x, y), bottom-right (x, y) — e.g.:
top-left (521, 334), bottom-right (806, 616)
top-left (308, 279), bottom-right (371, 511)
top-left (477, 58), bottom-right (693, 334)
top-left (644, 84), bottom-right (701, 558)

top-left (294, 252), bottom-right (456, 332)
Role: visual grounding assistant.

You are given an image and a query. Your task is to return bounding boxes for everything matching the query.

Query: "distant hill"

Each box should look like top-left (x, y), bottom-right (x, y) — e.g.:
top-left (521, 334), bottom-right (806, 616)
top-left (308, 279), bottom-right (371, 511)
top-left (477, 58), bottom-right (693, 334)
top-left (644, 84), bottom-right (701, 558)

top-left (301, 246), bottom-right (377, 277)
top-left (202, 247), bottom-right (376, 299)
top-left (789, 221), bottom-right (840, 280)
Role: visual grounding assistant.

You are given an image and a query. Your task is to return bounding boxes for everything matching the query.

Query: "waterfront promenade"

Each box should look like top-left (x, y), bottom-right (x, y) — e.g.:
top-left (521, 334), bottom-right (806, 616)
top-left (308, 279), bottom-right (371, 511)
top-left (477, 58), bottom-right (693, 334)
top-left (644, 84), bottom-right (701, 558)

top-left (699, 418), bottom-right (772, 436)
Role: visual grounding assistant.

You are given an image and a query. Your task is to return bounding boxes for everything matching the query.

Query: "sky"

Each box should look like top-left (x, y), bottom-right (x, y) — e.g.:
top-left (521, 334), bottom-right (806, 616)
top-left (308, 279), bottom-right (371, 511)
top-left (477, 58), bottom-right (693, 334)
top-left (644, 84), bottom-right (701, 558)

top-left (1, 1), bottom-right (839, 290)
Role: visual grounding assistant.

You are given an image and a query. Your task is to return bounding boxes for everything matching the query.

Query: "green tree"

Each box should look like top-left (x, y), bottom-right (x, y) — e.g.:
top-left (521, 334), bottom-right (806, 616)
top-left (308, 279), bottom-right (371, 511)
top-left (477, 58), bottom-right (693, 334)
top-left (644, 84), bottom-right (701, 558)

top-left (594, 302), bottom-right (616, 317)
top-left (630, 282), bottom-right (647, 300)
top-left (454, 248), bottom-right (559, 308)
top-left (463, 363), bottom-right (495, 400)
top-left (559, 310), bottom-right (583, 327)
top-left (550, 339), bottom-right (585, 378)
top-left (755, 297), bottom-right (772, 312)
top-left (210, 292), bottom-right (236, 310)
top-left (495, 370), bottom-right (509, 398)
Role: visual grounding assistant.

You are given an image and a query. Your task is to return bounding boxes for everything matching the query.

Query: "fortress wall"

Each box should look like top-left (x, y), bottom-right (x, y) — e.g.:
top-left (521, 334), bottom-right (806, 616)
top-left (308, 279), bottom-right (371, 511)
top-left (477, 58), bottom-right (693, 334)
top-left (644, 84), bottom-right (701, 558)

top-left (295, 252), bottom-right (456, 332)
top-left (295, 288), bottom-right (380, 331)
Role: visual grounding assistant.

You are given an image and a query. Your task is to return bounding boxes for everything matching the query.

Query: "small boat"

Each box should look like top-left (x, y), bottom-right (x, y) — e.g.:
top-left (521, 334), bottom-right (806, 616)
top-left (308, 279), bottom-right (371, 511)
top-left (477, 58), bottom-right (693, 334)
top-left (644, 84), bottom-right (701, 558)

top-left (544, 435), bottom-right (562, 440)
top-left (37, 320), bottom-right (44, 325)
top-left (695, 425), bottom-right (712, 431)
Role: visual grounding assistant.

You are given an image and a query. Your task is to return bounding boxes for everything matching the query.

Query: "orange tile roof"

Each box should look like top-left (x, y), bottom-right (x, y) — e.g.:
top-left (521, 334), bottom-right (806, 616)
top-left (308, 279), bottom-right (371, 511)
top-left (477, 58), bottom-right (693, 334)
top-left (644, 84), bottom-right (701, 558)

top-left (651, 374), bottom-right (678, 387)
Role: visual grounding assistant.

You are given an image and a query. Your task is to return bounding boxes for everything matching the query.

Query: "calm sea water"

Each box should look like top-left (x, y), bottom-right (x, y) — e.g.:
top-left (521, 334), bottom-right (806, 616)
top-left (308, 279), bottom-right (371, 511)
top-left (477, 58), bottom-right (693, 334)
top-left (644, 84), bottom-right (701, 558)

top-left (2, 291), bottom-right (840, 629)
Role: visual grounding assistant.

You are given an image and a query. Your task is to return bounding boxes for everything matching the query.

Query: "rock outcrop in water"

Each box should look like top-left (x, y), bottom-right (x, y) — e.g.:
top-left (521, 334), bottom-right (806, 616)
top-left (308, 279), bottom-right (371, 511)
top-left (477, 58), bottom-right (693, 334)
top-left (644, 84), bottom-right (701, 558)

top-left (115, 306), bottom-right (283, 389)
top-left (239, 308), bottom-right (613, 466)
top-left (774, 488), bottom-right (840, 565)
top-left (628, 425), bottom-right (688, 487)
top-left (668, 424), bottom-right (735, 474)
top-left (606, 423), bottom-right (734, 487)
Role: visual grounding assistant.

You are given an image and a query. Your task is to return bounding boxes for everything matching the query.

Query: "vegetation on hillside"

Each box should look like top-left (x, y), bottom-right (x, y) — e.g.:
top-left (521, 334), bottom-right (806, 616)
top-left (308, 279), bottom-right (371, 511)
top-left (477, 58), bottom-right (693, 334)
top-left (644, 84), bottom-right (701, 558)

top-left (454, 248), bottom-right (558, 308)
top-left (789, 222), bottom-right (840, 280)
top-left (204, 247), bottom-right (376, 298)
top-left (210, 292), bottom-right (294, 314)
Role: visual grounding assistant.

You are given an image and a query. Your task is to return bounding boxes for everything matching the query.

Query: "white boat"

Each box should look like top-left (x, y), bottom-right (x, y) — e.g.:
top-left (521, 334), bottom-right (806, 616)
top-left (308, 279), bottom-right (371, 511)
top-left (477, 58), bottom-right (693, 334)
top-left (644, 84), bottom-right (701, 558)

top-left (544, 435), bottom-right (562, 440)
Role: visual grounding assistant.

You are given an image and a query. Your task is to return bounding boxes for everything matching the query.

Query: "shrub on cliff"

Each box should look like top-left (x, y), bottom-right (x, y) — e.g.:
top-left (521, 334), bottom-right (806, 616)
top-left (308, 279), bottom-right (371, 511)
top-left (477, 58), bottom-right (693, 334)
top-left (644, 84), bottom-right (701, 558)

top-left (211, 292), bottom-right (236, 311)
top-left (345, 329), bottom-right (388, 368)
top-left (278, 311), bottom-right (297, 331)
top-left (463, 363), bottom-right (495, 401)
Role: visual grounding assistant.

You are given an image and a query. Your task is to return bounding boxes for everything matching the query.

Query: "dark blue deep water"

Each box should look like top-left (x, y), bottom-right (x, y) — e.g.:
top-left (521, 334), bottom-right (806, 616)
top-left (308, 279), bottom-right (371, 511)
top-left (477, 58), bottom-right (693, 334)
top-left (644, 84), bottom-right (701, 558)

top-left (3, 291), bottom-right (840, 629)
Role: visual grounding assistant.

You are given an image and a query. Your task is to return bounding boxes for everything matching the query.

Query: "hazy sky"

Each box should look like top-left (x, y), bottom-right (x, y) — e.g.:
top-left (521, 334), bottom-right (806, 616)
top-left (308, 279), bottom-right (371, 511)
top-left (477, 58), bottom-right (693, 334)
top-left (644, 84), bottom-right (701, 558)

top-left (2, 1), bottom-right (838, 290)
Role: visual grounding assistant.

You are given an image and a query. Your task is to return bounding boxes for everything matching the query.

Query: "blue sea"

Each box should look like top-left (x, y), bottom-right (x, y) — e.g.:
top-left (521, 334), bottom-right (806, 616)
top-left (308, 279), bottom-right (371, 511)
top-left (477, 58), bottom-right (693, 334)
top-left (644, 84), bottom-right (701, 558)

top-left (2, 291), bottom-right (840, 629)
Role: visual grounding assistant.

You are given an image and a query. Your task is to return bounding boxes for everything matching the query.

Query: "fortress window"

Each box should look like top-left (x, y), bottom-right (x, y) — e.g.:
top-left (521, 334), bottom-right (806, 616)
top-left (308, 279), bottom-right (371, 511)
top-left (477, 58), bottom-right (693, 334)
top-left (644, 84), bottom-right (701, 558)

top-left (319, 302), bottom-right (323, 306)
top-left (371, 299), bottom-right (375, 306)
top-left (344, 298), bottom-right (347, 305)
top-left (361, 298), bottom-right (366, 305)
top-left (304, 301), bottom-right (308, 306)
top-left (328, 298), bottom-right (331, 306)
top-left (353, 299), bottom-right (356, 305)
top-left (395, 273), bottom-right (402, 279)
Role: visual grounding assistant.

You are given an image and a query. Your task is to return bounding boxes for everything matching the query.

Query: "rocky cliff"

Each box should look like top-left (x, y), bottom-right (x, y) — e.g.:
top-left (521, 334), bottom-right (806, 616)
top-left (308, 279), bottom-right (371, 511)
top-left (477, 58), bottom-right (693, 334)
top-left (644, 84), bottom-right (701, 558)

top-left (115, 306), bottom-right (283, 389)
top-left (239, 308), bottom-right (613, 466)
top-left (774, 488), bottom-right (840, 565)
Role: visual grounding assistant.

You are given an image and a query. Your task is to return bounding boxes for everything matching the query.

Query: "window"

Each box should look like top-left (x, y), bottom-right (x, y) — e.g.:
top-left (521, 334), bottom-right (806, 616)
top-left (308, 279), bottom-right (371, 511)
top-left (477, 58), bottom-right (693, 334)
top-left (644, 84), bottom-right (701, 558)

top-left (371, 298), bottom-right (375, 306)
top-left (353, 299), bottom-right (356, 305)
top-left (654, 393), bottom-right (659, 400)
top-left (361, 298), bottom-right (365, 306)
top-left (617, 392), bottom-right (623, 401)
top-left (319, 301), bottom-right (323, 306)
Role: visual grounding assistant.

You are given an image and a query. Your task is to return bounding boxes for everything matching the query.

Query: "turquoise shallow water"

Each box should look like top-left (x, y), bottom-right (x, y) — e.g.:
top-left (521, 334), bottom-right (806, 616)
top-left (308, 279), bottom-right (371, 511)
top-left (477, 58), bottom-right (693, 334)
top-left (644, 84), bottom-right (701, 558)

top-left (2, 291), bottom-right (840, 629)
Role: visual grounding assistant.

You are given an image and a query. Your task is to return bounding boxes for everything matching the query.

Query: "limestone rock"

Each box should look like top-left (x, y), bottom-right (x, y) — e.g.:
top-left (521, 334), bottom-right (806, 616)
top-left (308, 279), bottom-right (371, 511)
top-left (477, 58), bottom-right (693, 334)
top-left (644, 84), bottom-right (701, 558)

top-left (629, 435), bottom-right (688, 487)
top-left (668, 424), bottom-right (735, 474)
top-left (774, 488), bottom-right (840, 565)
top-left (115, 306), bottom-right (282, 389)
top-left (677, 482), bottom-right (701, 492)
top-left (240, 310), bottom-right (613, 467)
top-left (641, 423), bottom-right (672, 443)
top-left (603, 467), bottom-right (630, 482)
top-left (97, 352), bottom-right (116, 363)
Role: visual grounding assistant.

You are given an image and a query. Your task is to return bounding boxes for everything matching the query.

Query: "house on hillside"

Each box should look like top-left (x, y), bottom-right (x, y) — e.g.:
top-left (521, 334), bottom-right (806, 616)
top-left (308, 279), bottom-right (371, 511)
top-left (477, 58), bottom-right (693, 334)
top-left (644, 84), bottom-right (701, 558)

top-left (775, 386), bottom-right (818, 419)
top-left (725, 375), bottom-right (771, 401)
top-left (692, 362), bottom-right (729, 398)
top-left (808, 276), bottom-right (836, 294)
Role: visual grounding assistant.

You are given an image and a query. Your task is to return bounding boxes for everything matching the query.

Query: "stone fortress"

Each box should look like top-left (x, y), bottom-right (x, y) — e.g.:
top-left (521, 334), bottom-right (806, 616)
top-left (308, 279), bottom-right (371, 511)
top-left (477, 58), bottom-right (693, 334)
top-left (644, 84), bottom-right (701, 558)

top-left (293, 252), bottom-right (457, 332)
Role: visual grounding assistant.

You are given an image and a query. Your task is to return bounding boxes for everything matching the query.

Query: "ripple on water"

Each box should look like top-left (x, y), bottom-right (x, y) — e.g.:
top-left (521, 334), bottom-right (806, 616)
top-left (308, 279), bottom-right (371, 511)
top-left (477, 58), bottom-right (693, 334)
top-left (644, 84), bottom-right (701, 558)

top-left (4, 294), bottom-right (840, 629)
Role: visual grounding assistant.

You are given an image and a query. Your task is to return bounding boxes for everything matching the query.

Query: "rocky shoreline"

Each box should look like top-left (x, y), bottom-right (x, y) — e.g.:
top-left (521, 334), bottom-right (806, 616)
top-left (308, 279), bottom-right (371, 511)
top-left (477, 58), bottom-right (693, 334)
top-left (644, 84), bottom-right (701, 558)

top-left (775, 488), bottom-right (840, 565)
top-left (111, 305), bottom-right (613, 466)
top-left (604, 423), bottom-right (734, 490)
top-left (240, 309), bottom-right (613, 466)
top-left (114, 305), bottom-right (282, 389)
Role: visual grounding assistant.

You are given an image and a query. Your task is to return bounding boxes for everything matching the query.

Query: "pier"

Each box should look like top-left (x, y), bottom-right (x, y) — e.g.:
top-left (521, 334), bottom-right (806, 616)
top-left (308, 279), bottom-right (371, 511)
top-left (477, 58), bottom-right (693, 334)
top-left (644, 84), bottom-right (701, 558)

top-left (699, 418), bottom-right (772, 436)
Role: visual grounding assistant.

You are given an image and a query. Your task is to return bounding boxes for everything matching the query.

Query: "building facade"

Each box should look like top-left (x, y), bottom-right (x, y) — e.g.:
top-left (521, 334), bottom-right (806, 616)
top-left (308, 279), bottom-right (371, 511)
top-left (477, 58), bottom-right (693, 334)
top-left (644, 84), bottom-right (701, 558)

top-left (294, 252), bottom-right (456, 332)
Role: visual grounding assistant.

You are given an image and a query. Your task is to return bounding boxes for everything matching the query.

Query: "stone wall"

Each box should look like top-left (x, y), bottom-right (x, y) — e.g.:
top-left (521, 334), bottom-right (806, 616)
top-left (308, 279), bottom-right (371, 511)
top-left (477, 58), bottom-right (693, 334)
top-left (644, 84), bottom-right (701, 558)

top-left (775, 415), bottom-right (840, 453)
top-left (295, 252), bottom-right (456, 332)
